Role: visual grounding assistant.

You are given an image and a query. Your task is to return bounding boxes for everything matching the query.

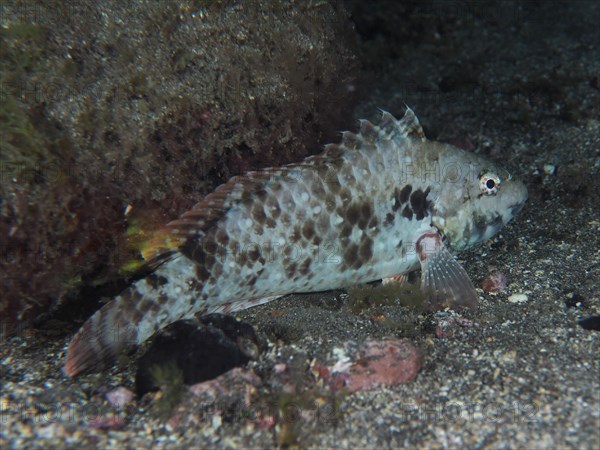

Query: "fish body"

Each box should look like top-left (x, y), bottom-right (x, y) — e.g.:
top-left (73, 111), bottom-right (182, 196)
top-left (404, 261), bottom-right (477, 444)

top-left (64, 108), bottom-right (527, 376)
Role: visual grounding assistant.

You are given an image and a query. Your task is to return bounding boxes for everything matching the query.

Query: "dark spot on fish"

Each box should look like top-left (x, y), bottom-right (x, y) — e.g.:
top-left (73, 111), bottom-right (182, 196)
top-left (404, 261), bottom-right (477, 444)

top-left (203, 240), bottom-right (219, 255)
top-left (326, 175), bottom-right (342, 194)
top-left (357, 203), bottom-right (373, 230)
top-left (139, 299), bottom-right (155, 312)
top-left (410, 187), bottom-right (432, 221)
top-left (286, 262), bottom-right (297, 278)
top-left (215, 228), bottom-right (229, 247)
top-left (195, 265), bottom-right (211, 282)
top-left (359, 238), bottom-right (373, 262)
top-left (131, 308), bottom-right (144, 324)
top-left (241, 189), bottom-right (253, 206)
top-left (302, 222), bottom-right (316, 240)
top-left (299, 257), bottom-right (312, 276)
top-left (204, 254), bottom-right (216, 269)
top-left (345, 204), bottom-right (361, 226)
top-left (181, 239), bottom-right (208, 265)
top-left (246, 244), bottom-right (260, 262)
top-left (146, 274), bottom-right (168, 289)
top-left (284, 245), bottom-right (295, 259)
top-left (265, 195), bottom-right (280, 217)
top-left (340, 224), bottom-right (353, 238)
top-left (148, 302), bottom-right (160, 314)
top-left (339, 188), bottom-right (352, 205)
top-left (368, 216), bottom-right (378, 229)
top-left (251, 204), bottom-right (266, 224)
top-left (313, 235), bottom-right (322, 245)
top-left (325, 194), bottom-right (336, 210)
top-left (158, 294), bottom-right (170, 305)
top-left (269, 180), bottom-right (282, 192)
top-left (400, 184), bottom-right (412, 204)
top-left (402, 205), bottom-right (413, 220)
top-left (290, 226), bottom-right (302, 243)
top-left (343, 243), bottom-right (359, 269)
top-left (280, 213), bottom-right (291, 227)
top-left (118, 290), bottom-right (135, 308)
top-left (246, 275), bottom-right (257, 286)
top-left (384, 213), bottom-right (395, 226)
top-left (265, 217), bottom-right (276, 228)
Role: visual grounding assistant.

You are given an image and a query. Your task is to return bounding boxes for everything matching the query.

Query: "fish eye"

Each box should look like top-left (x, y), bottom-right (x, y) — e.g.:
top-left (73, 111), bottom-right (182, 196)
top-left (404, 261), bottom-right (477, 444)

top-left (480, 172), bottom-right (500, 195)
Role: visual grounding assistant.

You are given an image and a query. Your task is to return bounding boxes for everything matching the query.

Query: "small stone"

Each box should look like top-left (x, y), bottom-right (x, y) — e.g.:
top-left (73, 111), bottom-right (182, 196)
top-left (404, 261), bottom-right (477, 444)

top-left (211, 413), bottom-right (222, 429)
top-left (331, 338), bottom-right (422, 392)
top-left (35, 423), bottom-right (65, 439)
top-left (106, 387), bottom-right (134, 408)
top-left (435, 315), bottom-right (479, 338)
top-left (482, 272), bottom-right (508, 293)
top-left (543, 163), bottom-right (556, 175)
top-left (508, 293), bottom-right (528, 303)
top-left (565, 292), bottom-right (585, 308)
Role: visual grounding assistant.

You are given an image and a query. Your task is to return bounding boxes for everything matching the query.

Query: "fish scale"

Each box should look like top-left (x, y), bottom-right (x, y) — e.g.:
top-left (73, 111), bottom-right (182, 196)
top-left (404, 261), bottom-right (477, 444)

top-left (64, 108), bottom-right (527, 376)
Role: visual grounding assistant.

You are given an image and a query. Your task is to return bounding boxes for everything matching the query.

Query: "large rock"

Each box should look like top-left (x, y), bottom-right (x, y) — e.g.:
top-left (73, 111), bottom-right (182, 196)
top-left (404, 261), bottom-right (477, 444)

top-left (0, 1), bottom-right (359, 333)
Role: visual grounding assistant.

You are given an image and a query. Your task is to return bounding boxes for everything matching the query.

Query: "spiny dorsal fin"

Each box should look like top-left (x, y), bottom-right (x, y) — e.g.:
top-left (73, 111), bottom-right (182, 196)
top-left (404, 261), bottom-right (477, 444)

top-left (385, 106), bottom-right (426, 142)
top-left (341, 107), bottom-right (426, 149)
top-left (399, 106), bottom-right (426, 141)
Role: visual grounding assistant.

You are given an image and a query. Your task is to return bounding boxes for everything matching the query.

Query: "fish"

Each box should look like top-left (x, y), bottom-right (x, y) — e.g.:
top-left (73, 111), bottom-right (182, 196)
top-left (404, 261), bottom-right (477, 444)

top-left (64, 108), bottom-right (528, 376)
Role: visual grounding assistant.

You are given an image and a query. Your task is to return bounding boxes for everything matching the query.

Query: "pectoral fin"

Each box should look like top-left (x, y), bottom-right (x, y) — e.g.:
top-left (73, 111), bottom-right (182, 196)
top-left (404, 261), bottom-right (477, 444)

top-left (417, 231), bottom-right (479, 311)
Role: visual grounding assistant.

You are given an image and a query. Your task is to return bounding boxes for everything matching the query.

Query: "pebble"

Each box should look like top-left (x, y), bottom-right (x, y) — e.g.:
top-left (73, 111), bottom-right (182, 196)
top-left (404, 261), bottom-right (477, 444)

top-left (35, 423), bottom-right (65, 439)
top-left (106, 387), bottom-right (134, 408)
top-left (435, 315), bottom-right (479, 338)
top-left (543, 163), bottom-right (556, 175)
top-left (507, 293), bottom-right (529, 303)
top-left (482, 272), bottom-right (508, 293)
top-left (331, 338), bottom-right (422, 392)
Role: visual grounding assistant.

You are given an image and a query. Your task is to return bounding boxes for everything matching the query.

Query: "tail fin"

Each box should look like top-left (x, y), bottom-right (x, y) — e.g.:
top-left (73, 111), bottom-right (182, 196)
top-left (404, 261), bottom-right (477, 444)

top-left (64, 254), bottom-right (200, 376)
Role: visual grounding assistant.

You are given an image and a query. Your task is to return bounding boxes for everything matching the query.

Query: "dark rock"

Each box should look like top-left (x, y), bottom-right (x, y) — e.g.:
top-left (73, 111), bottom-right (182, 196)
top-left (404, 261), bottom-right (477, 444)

top-left (135, 314), bottom-right (259, 396)
top-left (578, 316), bottom-right (600, 331)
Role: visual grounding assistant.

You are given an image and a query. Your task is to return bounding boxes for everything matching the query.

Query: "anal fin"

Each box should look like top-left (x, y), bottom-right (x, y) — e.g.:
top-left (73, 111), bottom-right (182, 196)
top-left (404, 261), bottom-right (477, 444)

top-left (206, 295), bottom-right (283, 315)
top-left (382, 274), bottom-right (408, 285)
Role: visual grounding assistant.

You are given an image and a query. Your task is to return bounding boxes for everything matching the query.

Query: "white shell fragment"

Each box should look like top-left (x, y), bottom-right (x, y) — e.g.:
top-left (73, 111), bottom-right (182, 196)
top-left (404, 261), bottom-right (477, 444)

top-left (507, 293), bottom-right (529, 303)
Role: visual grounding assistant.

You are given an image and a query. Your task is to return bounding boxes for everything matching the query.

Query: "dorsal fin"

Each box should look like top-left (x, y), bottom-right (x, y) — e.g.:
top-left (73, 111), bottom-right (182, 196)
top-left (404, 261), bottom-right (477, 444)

top-left (141, 108), bottom-right (422, 264)
top-left (140, 174), bottom-right (268, 262)
top-left (345, 107), bottom-right (426, 147)
top-left (398, 106), bottom-right (426, 141)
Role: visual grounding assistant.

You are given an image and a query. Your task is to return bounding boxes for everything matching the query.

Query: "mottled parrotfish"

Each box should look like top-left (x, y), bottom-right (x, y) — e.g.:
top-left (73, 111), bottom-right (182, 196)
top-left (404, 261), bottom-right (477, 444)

top-left (64, 108), bottom-right (527, 376)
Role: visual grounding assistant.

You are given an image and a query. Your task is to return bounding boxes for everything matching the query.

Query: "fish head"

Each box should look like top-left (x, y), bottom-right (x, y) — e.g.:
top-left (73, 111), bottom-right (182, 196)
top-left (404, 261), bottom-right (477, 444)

top-left (428, 144), bottom-right (528, 250)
